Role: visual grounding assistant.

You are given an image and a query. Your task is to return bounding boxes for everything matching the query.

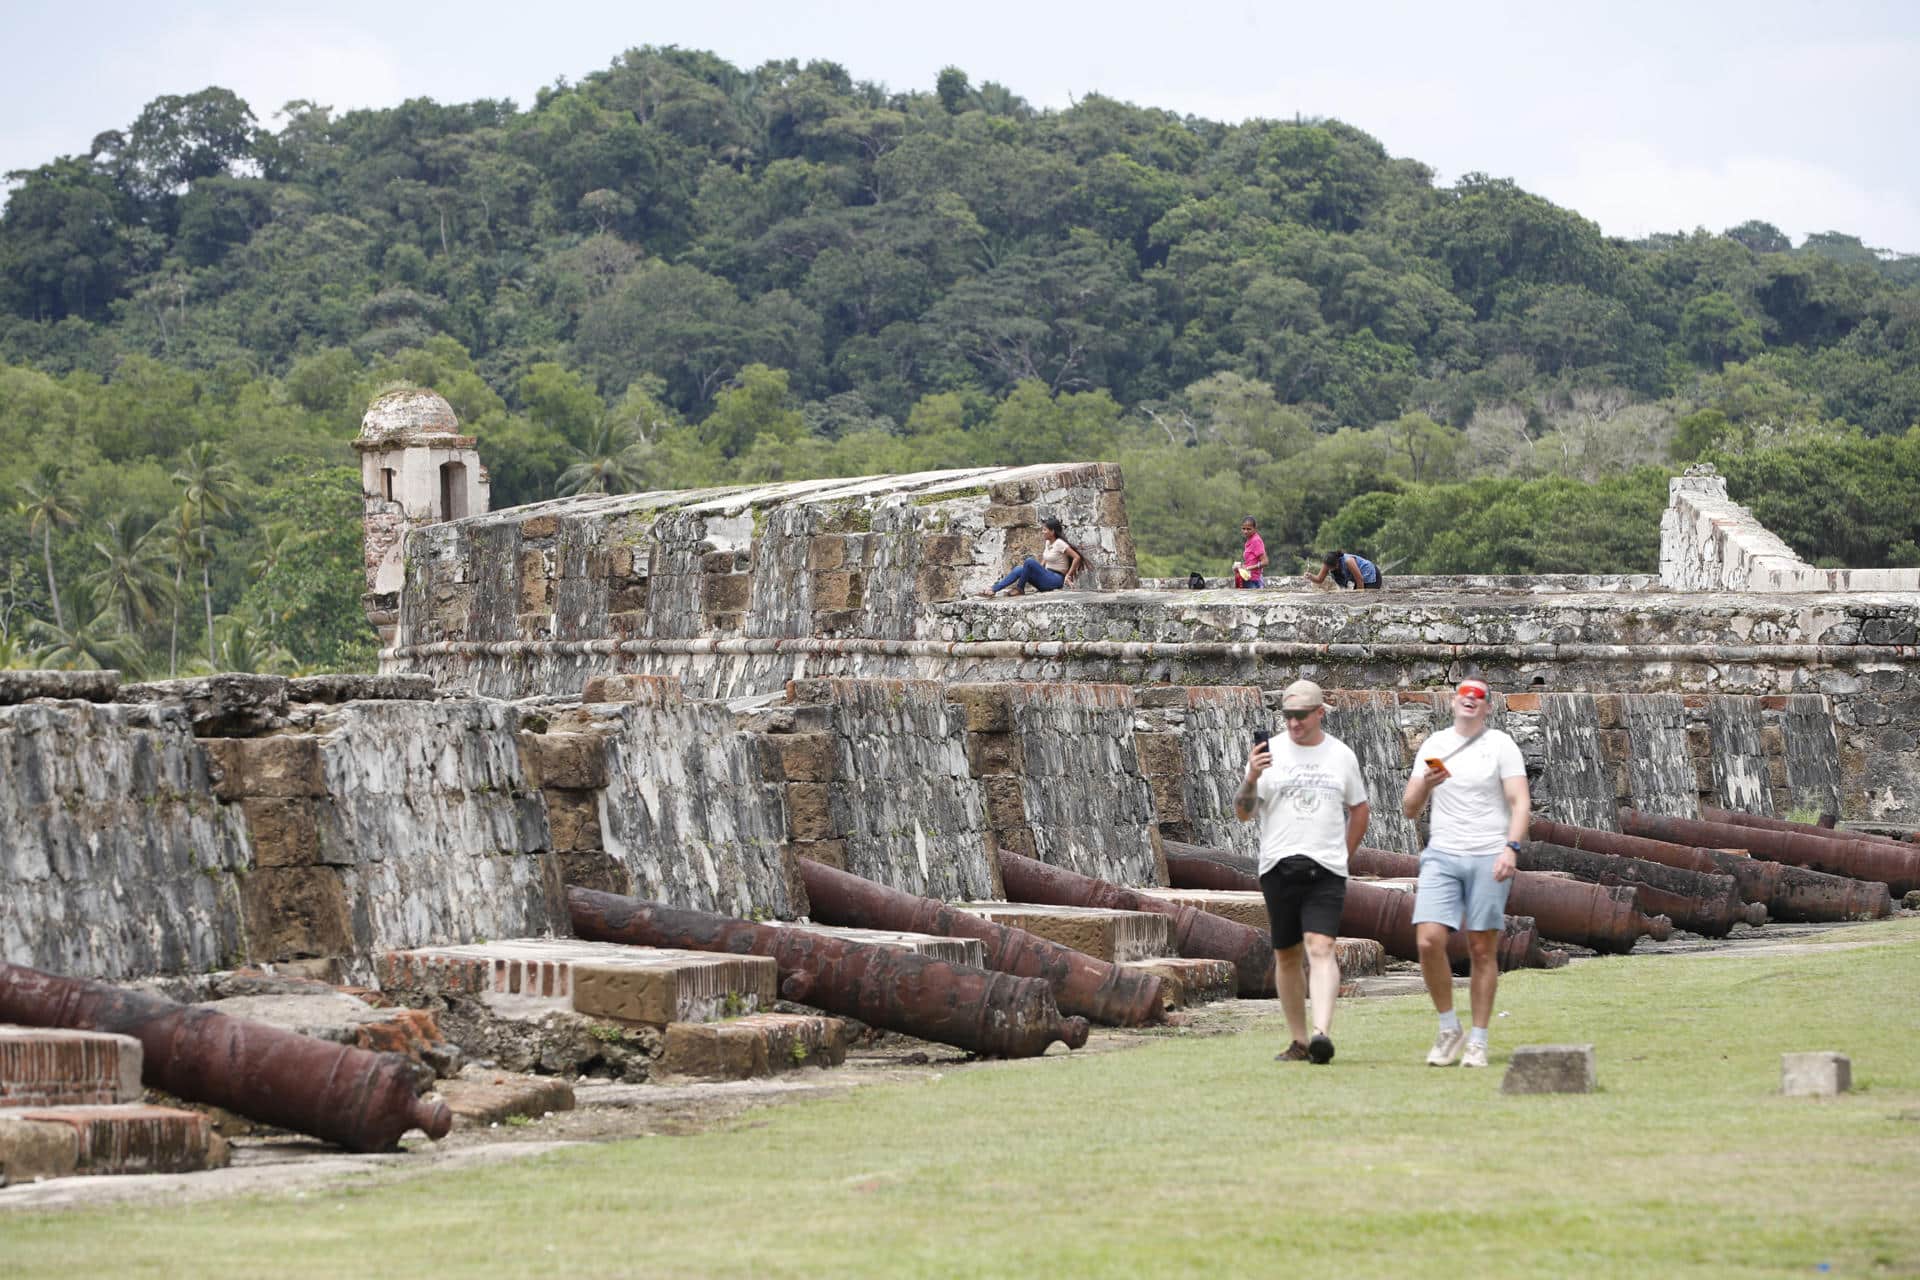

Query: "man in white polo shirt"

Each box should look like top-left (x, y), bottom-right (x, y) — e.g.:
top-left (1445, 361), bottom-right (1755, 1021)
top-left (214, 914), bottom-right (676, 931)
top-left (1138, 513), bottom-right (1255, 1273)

top-left (1235, 679), bottom-right (1370, 1065)
top-left (1401, 672), bottom-right (1531, 1069)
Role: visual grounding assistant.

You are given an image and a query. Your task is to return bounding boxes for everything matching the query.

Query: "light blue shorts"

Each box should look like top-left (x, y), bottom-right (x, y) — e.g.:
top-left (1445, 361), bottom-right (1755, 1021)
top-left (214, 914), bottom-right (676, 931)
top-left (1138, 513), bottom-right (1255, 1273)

top-left (1411, 847), bottom-right (1512, 932)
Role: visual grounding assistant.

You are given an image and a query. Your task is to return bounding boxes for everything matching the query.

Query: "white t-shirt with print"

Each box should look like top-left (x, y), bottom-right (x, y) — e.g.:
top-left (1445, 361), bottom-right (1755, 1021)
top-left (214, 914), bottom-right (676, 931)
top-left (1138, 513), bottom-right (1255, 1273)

top-left (1254, 735), bottom-right (1368, 877)
top-left (1409, 726), bottom-right (1526, 856)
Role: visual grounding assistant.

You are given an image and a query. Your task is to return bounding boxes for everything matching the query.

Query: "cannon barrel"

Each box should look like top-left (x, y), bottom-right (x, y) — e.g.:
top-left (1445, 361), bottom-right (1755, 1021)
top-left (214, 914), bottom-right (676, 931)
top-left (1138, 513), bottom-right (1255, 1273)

top-left (566, 887), bottom-right (1088, 1057)
top-left (1518, 841), bottom-right (1761, 937)
top-left (1620, 810), bottom-right (1912, 900)
top-left (1699, 806), bottom-right (1918, 852)
top-left (1349, 845), bottom-right (1671, 951)
top-left (796, 858), bottom-right (1165, 1026)
top-left (0, 961), bottom-right (450, 1153)
top-left (1530, 817), bottom-right (1889, 923)
top-left (1160, 842), bottom-right (1566, 973)
top-left (995, 851), bottom-right (1275, 995)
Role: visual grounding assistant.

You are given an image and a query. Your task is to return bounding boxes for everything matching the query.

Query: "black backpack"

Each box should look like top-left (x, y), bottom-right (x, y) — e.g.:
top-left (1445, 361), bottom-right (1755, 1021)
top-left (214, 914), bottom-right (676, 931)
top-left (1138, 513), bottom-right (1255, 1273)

top-left (1187, 571), bottom-right (1206, 590)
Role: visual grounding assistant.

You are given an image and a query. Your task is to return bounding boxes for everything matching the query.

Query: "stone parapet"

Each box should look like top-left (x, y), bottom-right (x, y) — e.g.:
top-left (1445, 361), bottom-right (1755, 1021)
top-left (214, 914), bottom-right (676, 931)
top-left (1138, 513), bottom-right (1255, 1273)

top-left (1661, 468), bottom-right (1920, 593)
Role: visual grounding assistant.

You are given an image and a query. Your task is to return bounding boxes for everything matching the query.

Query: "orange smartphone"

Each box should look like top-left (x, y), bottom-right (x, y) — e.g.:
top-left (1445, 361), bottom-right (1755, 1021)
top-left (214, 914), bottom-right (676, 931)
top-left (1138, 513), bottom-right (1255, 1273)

top-left (1424, 756), bottom-right (1448, 773)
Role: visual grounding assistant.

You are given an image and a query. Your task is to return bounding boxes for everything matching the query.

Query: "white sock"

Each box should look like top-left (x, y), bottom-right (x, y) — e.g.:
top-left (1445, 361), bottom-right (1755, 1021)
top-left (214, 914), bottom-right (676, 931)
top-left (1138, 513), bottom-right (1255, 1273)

top-left (1438, 1010), bottom-right (1461, 1033)
top-left (1468, 1026), bottom-right (1489, 1047)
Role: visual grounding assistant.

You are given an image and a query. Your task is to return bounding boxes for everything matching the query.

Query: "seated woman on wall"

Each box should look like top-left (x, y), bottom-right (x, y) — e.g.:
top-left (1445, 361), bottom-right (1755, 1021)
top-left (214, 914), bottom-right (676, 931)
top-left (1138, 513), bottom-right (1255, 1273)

top-left (1306, 549), bottom-right (1383, 591)
top-left (979, 517), bottom-right (1085, 597)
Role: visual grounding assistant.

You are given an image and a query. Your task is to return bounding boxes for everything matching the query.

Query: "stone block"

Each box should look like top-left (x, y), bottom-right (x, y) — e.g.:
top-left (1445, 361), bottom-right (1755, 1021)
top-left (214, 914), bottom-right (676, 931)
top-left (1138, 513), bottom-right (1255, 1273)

top-left (812, 570), bottom-right (852, 609)
top-left (204, 735), bottom-right (327, 800)
top-left (948, 685), bottom-right (1012, 733)
top-left (982, 776), bottom-right (1029, 831)
top-left (1, 1105), bottom-right (228, 1175)
top-left (610, 582), bottom-right (650, 613)
top-left (914, 566), bottom-right (962, 601)
top-left (240, 866), bottom-right (355, 961)
top-left (0, 1029), bottom-right (143, 1109)
top-left (546, 789), bottom-right (603, 853)
top-left (701, 550), bottom-right (736, 574)
top-left (702, 573), bottom-right (751, 612)
top-left (519, 731), bottom-right (610, 790)
top-left (520, 515), bottom-right (559, 539)
top-left (383, 940), bottom-right (779, 1025)
top-left (786, 839), bottom-right (847, 871)
top-left (518, 553), bottom-right (550, 614)
top-left (553, 850), bottom-right (630, 896)
top-left (757, 732), bottom-right (836, 783)
top-left (437, 1067), bottom-right (576, 1128)
top-left (986, 828), bottom-right (1037, 860)
top-left (0, 1112), bottom-right (79, 1181)
top-left (241, 797), bottom-right (321, 869)
top-left (581, 674), bottom-right (681, 704)
top-left (985, 502), bottom-right (1038, 527)
top-left (1004, 528), bottom-right (1044, 560)
top-left (1148, 774), bottom-right (1188, 824)
top-left (659, 1013), bottom-right (848, 1080)
top-left (921, 533), bottom-right (970, 566)
top-left (966, 732), bottom-right (1025, 776)
top-left (1133, 732), bottom-right (1185, 776)
top-left (1120, 957), bottom-right (1236, 1009)
top-left (0, 670), bottom-right (118, 705)
top-left (118, 673), bottom-right (289, 736)
top-left (955, 903), bottom-right (1171, 962)
top-left (1781, 1051), bottom-right (1852, 1097)
top-left (785, 782), bottom-right (836, 841)
top-left (1500, 1044), bottom-right (1597, 1094)
top-left (813, 609), bottom-right (861, 633)
top-left (1096, 491), bottom-right (1129, 526)
top-left (807, 536), bottom-right (847, 571)
top-left (286, 674), bottom-right (436, 704)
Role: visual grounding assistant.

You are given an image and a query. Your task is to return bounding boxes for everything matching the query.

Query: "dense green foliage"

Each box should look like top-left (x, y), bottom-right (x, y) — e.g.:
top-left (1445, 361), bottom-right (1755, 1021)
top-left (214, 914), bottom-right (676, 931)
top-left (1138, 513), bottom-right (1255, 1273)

top-left (3, 49), bottom-right (1920, 670)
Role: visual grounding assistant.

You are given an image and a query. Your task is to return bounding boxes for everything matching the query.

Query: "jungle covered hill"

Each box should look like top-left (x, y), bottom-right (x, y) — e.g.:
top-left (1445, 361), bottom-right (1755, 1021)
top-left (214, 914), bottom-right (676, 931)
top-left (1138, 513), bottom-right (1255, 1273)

top-left (4, 47), bottom-right (1920, 675)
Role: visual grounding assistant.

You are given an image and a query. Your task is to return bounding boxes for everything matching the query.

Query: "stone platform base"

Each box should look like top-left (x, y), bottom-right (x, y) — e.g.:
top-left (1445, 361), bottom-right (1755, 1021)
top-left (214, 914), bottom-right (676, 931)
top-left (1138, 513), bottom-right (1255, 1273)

top-left (436, 1068), bottom-right (577, 1127)
top-left (1133, 891), bottom-right (1387, 977)
top-left (659, 1014), bottom-right (849, 1080)
top-left (1120, 957), bottom-right (1236, 1008)
top-left (0, 1105), bottom-right (229, 1180)
top-left (380, 939), bottom-right (778, 1026)
top-left (0, 1027), bottom-right (143, 1108)
top-left (954, 903), bottom-right (1170, 962)
top-left (766, 922), bottom-right (986, 968)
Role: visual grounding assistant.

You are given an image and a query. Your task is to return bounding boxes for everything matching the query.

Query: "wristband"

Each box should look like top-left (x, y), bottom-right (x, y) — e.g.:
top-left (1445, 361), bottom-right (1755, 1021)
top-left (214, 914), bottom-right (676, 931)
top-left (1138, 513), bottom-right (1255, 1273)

top-left (1505, 840), bottom-right (1523, 853)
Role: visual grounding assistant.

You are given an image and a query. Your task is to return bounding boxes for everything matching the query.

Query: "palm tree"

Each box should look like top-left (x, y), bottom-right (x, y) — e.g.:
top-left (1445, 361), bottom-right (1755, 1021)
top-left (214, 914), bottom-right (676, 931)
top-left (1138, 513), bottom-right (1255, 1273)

top-left (162, 501), bottom-right (198, 677)
top-left (171, 442), bottom-right (236, 668)
top-left (85, 517), bottom-right (173, 640)
top-left (557, 418), bottom-right (650, 496)
top-left (248, 522), bottom-right (314, 578)
top-left (193, 612), bottom-right (296, 676)
top-left (15, 468), bottom-right (79, 631)
top-left (28, 585), bottom-right (134, 671)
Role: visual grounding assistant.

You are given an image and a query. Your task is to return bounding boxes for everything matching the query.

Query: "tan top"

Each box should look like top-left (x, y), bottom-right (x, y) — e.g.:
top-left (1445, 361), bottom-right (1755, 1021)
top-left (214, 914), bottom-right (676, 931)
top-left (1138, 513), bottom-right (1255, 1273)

top-left (1041, 540), bottom-right (1073, 575)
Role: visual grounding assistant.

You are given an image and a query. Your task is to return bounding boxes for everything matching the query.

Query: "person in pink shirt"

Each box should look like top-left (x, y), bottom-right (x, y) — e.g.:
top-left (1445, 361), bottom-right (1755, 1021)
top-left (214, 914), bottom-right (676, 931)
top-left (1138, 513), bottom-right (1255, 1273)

top-left (1233, 517), bottom-right (1267, 588)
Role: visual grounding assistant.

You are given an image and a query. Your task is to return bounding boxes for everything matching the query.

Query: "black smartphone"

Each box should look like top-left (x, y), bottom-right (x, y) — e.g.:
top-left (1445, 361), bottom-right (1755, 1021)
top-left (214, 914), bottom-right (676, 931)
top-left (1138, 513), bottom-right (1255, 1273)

top-left (1253, 729), bottom-right (1271, 751)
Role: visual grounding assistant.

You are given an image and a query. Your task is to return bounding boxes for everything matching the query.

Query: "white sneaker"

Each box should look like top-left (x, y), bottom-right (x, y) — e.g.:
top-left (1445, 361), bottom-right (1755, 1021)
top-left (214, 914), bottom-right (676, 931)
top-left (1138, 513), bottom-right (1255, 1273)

top-left (1426, 1025), bottom-right (1467, 1066)
top-left (1461, 1041), bottom-right (1489, 1069)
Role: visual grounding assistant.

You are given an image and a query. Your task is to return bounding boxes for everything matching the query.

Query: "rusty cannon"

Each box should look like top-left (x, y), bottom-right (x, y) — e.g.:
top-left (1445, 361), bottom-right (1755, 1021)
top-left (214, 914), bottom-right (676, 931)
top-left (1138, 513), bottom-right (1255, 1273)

top-left (0, 961), bottom-right (451, 1153)
top-left (1700, 806), bottom-right (1920, 852)
top-left (996, 850), bottom-right (1276, 996)
top-left (1531, 817), bottom-right (1890, 924)
top-left (1160, 842), bottom-right (1567, 974)
top-left (566, 887), bottom-right (1088, 1057)
top-left (1620, 810), bottom-right (1913, 900)
top-left (1349, 845), bottom-right (1673, 951)
top-left (1518, 841), bottom-right (1763, 937)
top-left (796, 857), bottom-right (1166, 1026)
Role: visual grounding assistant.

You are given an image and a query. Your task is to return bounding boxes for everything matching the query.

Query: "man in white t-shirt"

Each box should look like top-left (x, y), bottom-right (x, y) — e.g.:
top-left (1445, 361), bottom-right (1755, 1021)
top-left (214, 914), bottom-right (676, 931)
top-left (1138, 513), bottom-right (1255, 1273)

top-left (1400, 673), bottom-right (1531, 1069)
top-left (1234, 679), bottom-right (1370, 1065)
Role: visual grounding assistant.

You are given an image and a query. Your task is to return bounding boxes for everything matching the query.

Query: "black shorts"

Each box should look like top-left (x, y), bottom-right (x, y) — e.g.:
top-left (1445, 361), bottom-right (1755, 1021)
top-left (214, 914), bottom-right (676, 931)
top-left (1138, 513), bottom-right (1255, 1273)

top-left (1258, 856), bottom-right (1349, 951)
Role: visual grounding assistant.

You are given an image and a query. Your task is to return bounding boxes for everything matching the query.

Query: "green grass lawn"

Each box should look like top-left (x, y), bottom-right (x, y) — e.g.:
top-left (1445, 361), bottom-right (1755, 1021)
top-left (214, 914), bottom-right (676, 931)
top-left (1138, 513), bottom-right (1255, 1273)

top-left (6, 921), bottom-right (1920, 1279)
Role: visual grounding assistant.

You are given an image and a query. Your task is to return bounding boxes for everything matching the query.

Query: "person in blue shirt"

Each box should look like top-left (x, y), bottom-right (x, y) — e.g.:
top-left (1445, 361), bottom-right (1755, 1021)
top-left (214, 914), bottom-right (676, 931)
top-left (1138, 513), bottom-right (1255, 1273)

top-left (1306, 549), bottom-right (1382, 591)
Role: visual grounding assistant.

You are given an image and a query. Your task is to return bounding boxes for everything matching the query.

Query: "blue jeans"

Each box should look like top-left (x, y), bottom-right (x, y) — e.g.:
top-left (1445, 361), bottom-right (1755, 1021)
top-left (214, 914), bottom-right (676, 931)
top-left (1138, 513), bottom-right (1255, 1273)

top-left (992, 558), bottom-right (1064, 593)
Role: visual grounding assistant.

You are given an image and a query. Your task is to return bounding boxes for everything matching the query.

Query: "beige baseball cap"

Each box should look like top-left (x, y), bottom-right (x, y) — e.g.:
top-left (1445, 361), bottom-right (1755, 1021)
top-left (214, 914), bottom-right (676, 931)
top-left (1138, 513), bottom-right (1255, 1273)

top-left (1280, 679), bottom-right (1325, 711)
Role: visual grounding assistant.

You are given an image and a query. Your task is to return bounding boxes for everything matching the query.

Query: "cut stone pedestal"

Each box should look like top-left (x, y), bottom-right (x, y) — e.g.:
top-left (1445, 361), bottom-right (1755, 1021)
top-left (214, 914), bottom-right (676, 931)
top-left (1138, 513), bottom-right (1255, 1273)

top-left (1120, 957), bottom-right (1236, 1008)
top-left (379, 939), bottom-right (778, 1026)
top-left (0, 1105), bottom-right (229, 1178)
top-left (436, 1067), bottom-right (577, 1127)
top-left (1133, 891), bottom-right (1387, 976)
top-left (1501, 1044), bottom-right (1597, 1094)
top-left (767, 922), bottom-right (985, 968)
top-left (659, 1013), bottom-right (849, 1080)
top-left (0, 1027), bottom-right (143, 1108)
top-left (954, 903), bottom-right (1170, 962)
top-left (1781, 1051), bottom-right (1852, 1097)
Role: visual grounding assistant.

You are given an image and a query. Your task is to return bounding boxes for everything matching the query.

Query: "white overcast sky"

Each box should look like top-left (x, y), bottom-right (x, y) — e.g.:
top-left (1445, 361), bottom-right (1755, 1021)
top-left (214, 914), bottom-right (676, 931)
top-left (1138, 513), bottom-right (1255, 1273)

top-left (6, 0), bottom-right (1919, 251)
